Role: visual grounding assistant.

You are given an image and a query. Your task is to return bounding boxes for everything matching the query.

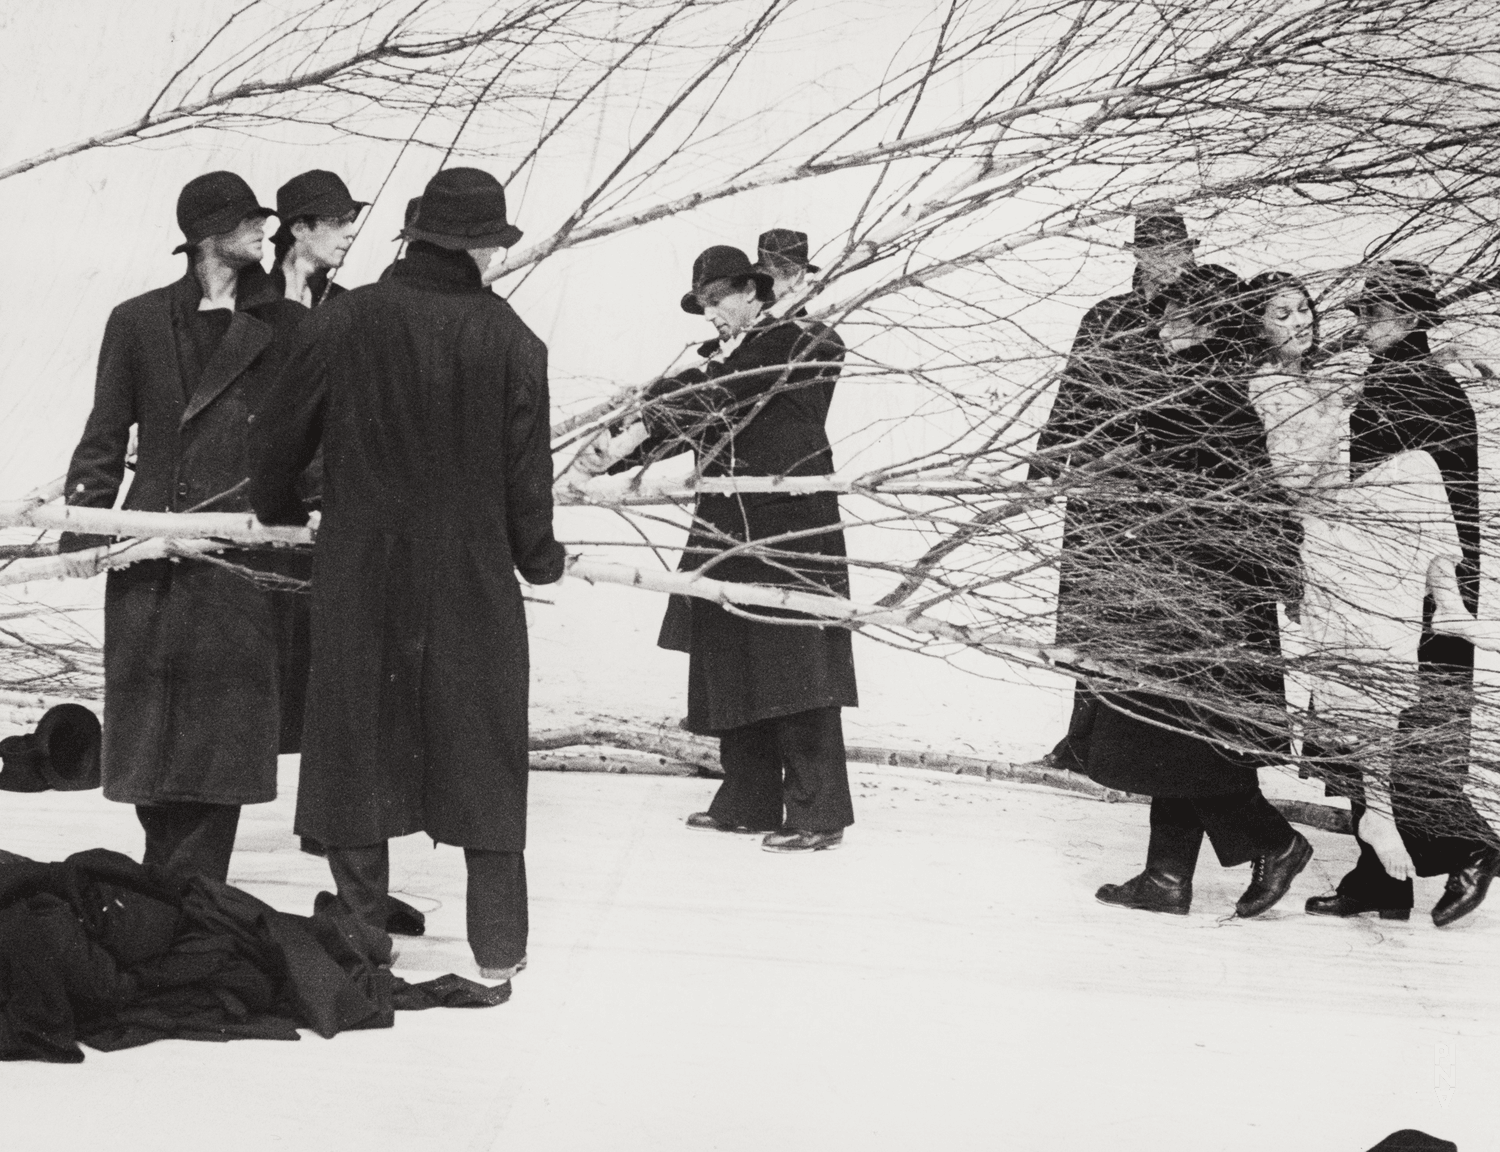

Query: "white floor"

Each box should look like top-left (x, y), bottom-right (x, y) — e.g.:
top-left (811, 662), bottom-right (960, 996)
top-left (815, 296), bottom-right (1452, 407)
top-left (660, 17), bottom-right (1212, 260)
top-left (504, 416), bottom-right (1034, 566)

top-left (1, 758), bottom-right (1493, 1152)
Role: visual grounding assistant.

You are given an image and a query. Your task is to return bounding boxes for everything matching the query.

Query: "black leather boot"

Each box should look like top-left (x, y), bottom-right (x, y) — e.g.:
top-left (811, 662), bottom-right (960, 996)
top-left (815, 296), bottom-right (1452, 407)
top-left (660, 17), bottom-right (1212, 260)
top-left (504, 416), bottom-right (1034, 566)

top-left (1305, 893), bottom-right (1411, 920)
top-left (1096, 868), bottom-right (1192, 915)
top-left (1236, 831), bottom-right (1313, 918)
top-left (1432, 845), bottom-right (1500, 927)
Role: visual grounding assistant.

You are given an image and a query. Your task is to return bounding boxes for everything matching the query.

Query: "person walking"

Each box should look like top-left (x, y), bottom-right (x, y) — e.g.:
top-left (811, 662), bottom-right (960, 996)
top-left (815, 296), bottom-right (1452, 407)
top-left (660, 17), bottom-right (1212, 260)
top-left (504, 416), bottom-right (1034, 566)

top-left (1032, 209), bottom-right (1201, 773)
top-left (1301, 261), bottom-right (1499, 926)
top-left (249, 167), bottom-right (565, 981)
top-left (576, 245), bottom-right (856, 852)
top-left (59, 171), bottom-right (299, 882)
top-left (1086, 265), bottom-right (1311, 918)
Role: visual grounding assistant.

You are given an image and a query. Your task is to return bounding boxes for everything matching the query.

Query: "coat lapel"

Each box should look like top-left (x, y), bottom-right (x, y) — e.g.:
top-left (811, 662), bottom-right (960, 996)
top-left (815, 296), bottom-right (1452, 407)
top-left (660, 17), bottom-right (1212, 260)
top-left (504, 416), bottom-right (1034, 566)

top-left (181, 310), bottom-right (271, 425)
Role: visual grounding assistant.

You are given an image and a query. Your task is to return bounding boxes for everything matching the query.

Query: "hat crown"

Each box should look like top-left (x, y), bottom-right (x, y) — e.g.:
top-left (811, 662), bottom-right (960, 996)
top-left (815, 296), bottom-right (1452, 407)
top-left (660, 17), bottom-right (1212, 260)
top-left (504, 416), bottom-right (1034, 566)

top-left (691, 245), bottom-right (758, 289)
top-left (1132, 209), bottom-right (1191, 248)
top-left (758, 228), bottom-right (810, 264)
top-left (276, 169), bottom-right (359, 219)
top-left (176, 171), bottom-right (262, 238)
top-left (415, 168), bottom-right (510, 235)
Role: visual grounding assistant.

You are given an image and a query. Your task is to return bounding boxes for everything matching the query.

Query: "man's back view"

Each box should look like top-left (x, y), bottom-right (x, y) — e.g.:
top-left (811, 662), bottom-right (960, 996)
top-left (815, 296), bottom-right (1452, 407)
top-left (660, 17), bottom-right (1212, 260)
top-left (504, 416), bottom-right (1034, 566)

top-left (250, 168), bottom-right (565, 982)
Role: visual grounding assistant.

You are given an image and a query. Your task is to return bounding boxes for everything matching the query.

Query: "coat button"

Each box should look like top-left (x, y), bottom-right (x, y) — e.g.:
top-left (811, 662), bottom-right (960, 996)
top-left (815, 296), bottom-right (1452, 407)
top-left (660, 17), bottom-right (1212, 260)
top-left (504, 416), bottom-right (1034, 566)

top-left (177, 481), bottom-right (189, 498)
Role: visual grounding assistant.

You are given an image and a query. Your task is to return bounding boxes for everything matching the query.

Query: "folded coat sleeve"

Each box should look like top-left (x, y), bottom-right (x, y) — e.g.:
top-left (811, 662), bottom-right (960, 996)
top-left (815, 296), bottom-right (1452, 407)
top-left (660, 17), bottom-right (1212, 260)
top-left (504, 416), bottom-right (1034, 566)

top-left (59, 307), bottom-right (137, 552)
top-left (503, 330), bottom-right (567, 585)
top-left (247, 311), bottom-right (330, 527)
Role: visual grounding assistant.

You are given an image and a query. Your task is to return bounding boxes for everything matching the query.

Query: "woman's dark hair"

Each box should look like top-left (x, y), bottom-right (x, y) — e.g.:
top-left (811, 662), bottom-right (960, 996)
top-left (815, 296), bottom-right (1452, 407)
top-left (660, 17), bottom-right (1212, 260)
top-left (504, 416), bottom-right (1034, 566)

top-left (271, 215), bottom-right (317, 265)
top-left (1238, 270), bottom-right (1320, 362)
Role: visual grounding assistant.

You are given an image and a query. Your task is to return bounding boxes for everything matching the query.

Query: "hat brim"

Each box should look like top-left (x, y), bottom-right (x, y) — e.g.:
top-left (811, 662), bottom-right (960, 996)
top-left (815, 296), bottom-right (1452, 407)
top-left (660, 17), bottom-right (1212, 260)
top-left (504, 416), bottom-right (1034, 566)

top-left (1124, 237), bottom-right (1197, 251)
top-left (173, 204), bottom-right (275, 253)
top-left (406, 223), bottom-right (523, 251)
top-left (681, 271), bottom-right (776, 314)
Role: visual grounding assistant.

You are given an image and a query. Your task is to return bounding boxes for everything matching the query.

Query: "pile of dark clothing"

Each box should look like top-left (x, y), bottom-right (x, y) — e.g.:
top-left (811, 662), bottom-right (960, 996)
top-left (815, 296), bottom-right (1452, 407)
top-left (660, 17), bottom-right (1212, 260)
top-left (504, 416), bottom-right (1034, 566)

top-left (0, 848), bottom-right (507, 1063)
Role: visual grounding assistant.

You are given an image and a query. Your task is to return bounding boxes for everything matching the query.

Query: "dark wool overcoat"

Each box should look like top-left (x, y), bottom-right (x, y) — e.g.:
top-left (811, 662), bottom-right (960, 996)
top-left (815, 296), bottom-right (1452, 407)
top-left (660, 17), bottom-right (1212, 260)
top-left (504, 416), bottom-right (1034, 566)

top-left (263, 272), bottom-right (345, 754)
top-left (615, 317), bottom-right (857, 734)
top-left (61, 265), bottom-right (304, 806)
top-left (248, 242), bottom-right (565, 851)
top-left (1079, 342), bottom-right (1301, 798)
top-left (1031, 284), bottom-right (1166, 646)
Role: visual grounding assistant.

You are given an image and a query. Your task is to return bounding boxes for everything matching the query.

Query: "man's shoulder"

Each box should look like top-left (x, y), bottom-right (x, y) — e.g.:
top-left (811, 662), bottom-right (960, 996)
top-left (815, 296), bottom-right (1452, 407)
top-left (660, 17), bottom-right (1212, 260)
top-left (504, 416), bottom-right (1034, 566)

top-left (110, 278), bottom-right (187, 322)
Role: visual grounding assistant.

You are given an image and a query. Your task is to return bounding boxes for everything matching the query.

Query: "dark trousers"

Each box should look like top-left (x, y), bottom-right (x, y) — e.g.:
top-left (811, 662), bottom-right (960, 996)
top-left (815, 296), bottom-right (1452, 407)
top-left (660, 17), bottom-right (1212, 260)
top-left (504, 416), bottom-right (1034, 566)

top-left (1332, 656), bottom-right (1490, 905)
top-left (1146, 790), bottom-right (1295, 880)
top-left (710, 706), bottom-right (853, 833)
top-left (136, 801), bottom-right (241, 883)
top-left (326, 842), bottom-right (527, 969)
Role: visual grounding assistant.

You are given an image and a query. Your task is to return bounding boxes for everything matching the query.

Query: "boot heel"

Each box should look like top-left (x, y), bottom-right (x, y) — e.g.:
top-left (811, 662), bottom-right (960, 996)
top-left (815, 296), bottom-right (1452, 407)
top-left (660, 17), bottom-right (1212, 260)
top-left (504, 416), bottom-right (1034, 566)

top-left (1378, 908), bottom-right (1411, 921)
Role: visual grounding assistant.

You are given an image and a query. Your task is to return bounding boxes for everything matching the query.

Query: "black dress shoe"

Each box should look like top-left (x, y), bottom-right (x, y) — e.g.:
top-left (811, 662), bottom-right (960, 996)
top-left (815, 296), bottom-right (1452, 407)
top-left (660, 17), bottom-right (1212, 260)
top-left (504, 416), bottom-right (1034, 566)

top-left (1432, 846), bottom-right (1500, 927)
top-left (1095, 869), bottom-right (1191, 915)
top-left (1236, 831), bottom-right (1313, 918)
top-left (1304, 893), bottom-right (1411, 920)
top-left (686, 812), bottom-right (765, 834)
top-left (387, 895), bottom-right (427, 936)
top-left (762, 828), bottom-right (843, 853)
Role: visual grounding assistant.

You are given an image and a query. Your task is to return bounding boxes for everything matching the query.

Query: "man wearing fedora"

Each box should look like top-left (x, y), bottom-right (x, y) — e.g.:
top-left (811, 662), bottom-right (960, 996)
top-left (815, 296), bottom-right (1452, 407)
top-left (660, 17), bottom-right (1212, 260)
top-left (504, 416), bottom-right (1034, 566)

top-left (755, 228), bottom-right (820, 314)
top-left (1304, 260), bottom-right (1498, 927)
top-left (580, 244), bottom-right (857, 852)
top-left (1031, 208), bottom-right (1201, 776)
top-left (270, 169), bottom-right (368, 308)
top-left (250, 167), bottom-right (565, 981)
top-left (59, 171), bottom-right (302, 882)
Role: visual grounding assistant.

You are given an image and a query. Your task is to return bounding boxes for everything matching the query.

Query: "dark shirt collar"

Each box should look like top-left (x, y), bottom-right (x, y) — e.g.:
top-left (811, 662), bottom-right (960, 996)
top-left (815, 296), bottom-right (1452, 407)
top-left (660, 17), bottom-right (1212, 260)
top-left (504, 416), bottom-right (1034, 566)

top-left (391, 240), bottom-right (486, 293)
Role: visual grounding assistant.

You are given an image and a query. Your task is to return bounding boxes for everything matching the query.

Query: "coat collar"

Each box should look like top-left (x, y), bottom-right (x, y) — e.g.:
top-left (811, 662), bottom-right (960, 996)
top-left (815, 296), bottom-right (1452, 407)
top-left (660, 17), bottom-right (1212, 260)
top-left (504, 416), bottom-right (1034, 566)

top-left (167, 264), bottom-right (277, 425)
top-left (391, 241), bottom-right (487, 293)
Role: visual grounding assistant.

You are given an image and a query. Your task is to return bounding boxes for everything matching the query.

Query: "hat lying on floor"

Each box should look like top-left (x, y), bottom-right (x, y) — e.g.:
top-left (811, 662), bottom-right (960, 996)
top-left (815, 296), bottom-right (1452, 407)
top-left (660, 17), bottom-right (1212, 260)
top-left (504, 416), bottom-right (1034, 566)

top-left (1365, 1131), bottom-right (1457, 1152)
top-left (0, 703), bottom-right (101, 792)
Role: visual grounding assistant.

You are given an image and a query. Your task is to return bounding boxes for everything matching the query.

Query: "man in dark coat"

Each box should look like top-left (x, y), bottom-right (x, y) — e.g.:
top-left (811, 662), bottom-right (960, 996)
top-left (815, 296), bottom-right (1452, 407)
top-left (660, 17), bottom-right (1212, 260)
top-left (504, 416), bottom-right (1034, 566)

top-left (249, 167), bottom-right (565, 981)
top-left (59, 171), bottom-right (302, 883)
top-left (1306, 261), bottom-right (1499, 928)
top-left (583, 245), bottom-right (857, 853)
top-left (1031, 210), bottom-right (1200, 773)
top-left (1085, 266), bottom-right (1310, 918)
top-left (265, 170), bottom-right (368, 758)
top-left (269, 169), bottom-right (366, 307)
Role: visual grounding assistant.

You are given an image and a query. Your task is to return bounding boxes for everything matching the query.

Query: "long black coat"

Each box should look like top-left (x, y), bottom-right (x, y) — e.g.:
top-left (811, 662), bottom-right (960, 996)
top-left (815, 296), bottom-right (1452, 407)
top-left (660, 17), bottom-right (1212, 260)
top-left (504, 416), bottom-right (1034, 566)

top-left (1079, 343), bottom-right (1300, 797)
top-left (61, 266), bottom-right (303, 806)
top-left (616, 316), bottom-right (858, 734)
top-left (248, 242), bottom-right (565, 851)
top-left (1032, 286), bottom-right (1164, 646)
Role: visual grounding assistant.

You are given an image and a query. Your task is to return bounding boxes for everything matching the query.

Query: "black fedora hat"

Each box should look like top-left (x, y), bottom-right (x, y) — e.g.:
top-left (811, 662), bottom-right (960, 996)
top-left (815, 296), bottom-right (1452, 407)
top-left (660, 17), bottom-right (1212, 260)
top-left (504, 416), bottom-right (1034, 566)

top-left (407, 168), bottom-right (522, 250)
top-left (681, 245), bottom-right (776, 314)
top-left (276, 170), bottom-right (367, 223)
top-left (756, 228), bottom-right (820, 274)
top-left (1125, 208), bottom-right (1196, 250)
top-left (0, 703), bottom-right (101, 793)
top-left (1347, 260), bottom-right (1441, 320)
top-left (172, 171), bottom-right (274, 254)
top-left (1365, 1130), bottom-right (1457, 1152)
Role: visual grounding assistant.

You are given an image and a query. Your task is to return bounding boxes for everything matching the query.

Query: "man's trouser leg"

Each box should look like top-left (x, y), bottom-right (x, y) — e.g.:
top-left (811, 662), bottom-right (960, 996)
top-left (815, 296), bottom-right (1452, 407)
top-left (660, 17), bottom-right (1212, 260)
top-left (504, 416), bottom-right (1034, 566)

top-left (1336, 801), bottom-right (1416, 910)
top-left (1146, 798), bottom-right (1206, 882)
top-left (777, 707), bottom-right (854, 833)
top-left (464, 848), bottom-right (528, 970)
top-left (326, 841), bottom-right (391, 932)
top-left (137, 801), bottom-right (242, 883)
top-left (1194, 788), bottom-right (1296, 868)
top-left (709, 719), bottom-right (783, 831)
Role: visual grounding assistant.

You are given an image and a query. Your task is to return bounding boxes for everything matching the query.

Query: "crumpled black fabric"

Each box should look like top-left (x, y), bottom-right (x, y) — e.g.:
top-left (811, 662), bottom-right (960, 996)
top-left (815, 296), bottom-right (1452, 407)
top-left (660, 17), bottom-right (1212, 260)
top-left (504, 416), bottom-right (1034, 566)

top-left (0, 849), bottom-right (508, 1063)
